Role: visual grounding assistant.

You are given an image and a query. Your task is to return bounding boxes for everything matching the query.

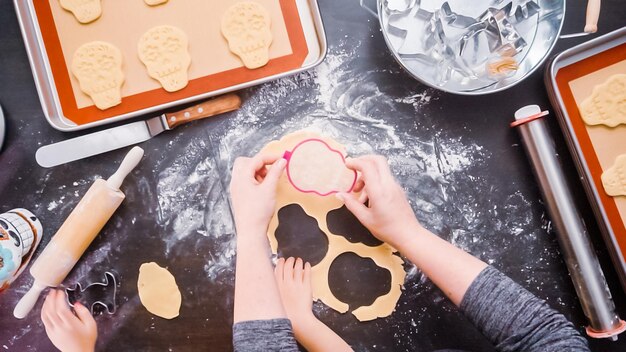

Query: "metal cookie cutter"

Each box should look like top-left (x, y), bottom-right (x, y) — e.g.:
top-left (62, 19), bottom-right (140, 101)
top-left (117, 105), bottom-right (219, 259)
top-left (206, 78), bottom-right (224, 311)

top-left (65, 271), bottom-right (119, 315)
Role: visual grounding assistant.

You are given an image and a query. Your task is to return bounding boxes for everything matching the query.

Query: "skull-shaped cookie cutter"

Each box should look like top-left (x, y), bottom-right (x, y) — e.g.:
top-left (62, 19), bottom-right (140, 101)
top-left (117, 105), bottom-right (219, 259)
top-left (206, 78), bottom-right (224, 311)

top-left (283, 138), bottom-right (358, 197)
top-left (64, 271), bottom-right (119, 315)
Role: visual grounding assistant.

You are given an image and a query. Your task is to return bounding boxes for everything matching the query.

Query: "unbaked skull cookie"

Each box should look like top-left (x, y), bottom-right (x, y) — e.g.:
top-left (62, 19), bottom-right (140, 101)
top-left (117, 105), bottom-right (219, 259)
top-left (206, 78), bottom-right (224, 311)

top-left (138, 25), bottom-right (191, 93)
top-left (71, 41), bottom-right (124, 110)
top-left (144, 0), bottom-right (168, 6)
top-left (602, 154), bottom-right (626, 197)
top-left (580, 74), bottom-right (626, 127)
top-left (261, 131), bottom-right (406, 322)
top-left (59, 0), bottom-right (102, 24)
top-left (221, 1), bottom-right (273, 69)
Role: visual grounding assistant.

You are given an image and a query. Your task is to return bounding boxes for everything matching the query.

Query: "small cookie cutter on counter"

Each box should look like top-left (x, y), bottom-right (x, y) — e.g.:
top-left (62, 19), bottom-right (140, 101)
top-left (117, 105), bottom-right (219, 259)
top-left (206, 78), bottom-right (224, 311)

top-left (63, 271), bottom-right (119, 315)
top-left (360, 0), bottom-right (576, 95)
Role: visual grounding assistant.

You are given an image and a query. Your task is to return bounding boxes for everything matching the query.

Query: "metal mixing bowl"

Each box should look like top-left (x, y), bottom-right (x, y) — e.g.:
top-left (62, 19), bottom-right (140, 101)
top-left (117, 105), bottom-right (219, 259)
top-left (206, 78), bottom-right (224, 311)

top-left (375, 0), bottom-right (565, 95)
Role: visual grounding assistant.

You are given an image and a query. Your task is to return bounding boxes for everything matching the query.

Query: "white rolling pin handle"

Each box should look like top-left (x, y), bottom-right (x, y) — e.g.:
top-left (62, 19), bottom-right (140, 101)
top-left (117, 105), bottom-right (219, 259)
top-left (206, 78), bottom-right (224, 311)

top-left (585, 0), bottom-right (601, 33)
top-left (13, 281), bottom-right (47, 319)
top-left (106, 146), bottom-right (144, 190)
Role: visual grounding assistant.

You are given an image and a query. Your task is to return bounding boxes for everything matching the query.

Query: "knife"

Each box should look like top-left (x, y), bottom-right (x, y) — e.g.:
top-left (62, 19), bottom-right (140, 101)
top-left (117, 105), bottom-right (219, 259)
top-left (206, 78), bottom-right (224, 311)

top-left (36, 94), bottom-right (241, 168)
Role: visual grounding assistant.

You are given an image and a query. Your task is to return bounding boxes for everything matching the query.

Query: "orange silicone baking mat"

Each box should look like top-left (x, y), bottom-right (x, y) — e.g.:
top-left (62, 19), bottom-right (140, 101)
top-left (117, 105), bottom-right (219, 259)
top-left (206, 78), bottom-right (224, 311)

top-left (34, 0), bottom-right (309, 126)
top-left (555, 43), bottom-right (626, 260)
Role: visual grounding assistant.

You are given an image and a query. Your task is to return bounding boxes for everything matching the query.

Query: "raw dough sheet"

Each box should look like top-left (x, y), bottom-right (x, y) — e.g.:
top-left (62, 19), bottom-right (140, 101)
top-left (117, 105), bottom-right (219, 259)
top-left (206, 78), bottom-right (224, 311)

top-left (569, 60), bottom-right (626, 225)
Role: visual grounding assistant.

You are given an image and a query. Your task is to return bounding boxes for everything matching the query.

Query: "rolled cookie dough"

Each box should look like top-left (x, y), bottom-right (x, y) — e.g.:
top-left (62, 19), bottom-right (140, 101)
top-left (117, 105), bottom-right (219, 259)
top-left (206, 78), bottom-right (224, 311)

top-left (580, 74), bottom-right (626, 127)
top-left (221, 1), bottom-right (273, 69)
top-left (602, 154), bottom-right (626, 197)
top-left (71, 41), bottom-right (124, 110)
top-left (138, 25), bottom-right (191, 92)
top-left (59, 0), bottom-right (102, 24)
top-left (137, 262), bottom-right (182, 319)
top-left (261, 131), bottom-right (406, 321)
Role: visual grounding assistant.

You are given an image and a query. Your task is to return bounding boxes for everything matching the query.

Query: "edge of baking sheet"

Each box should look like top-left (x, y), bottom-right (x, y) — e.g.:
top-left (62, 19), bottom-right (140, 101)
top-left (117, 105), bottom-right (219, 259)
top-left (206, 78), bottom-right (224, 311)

top-left (546, 27), bottom-right (626, 292)
top-left (15, 0), bottom-right (327, 132)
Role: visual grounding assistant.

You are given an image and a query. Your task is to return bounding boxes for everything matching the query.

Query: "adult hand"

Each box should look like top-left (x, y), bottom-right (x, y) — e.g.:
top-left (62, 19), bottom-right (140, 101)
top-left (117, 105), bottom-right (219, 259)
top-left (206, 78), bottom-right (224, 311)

top-left (230, 153), bottom-right (287, 238)
top-left (337, 155), bottom-right (422, 248)
top-left (41, 289), bottom-right (97, 352)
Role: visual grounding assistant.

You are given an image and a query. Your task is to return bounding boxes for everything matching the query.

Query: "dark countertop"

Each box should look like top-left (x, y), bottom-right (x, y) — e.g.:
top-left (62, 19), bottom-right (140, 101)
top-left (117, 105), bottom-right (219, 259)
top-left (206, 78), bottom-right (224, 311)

top-left (1, 1), bottom-right (625, 351)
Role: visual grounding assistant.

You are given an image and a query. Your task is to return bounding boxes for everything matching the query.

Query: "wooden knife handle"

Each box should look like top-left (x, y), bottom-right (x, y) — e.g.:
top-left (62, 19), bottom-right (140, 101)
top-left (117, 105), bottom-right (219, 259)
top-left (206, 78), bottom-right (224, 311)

top-left (165, 94), bottom-right (242, 129)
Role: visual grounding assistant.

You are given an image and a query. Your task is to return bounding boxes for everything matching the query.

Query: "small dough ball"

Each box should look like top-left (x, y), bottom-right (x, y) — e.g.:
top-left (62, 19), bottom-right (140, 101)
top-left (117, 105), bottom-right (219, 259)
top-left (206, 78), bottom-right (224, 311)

top-left (137, 262), bottom-right (182, 319)
top-left (59, 0), bottom-right (102, 24)
top-left (145, 0), bottom-right (169, 6)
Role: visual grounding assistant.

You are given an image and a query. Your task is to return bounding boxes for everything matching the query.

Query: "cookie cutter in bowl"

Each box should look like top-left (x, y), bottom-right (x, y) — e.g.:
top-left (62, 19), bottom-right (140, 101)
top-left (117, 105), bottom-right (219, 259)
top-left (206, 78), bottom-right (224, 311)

top-left (361, 0), bottom-right (565, 95)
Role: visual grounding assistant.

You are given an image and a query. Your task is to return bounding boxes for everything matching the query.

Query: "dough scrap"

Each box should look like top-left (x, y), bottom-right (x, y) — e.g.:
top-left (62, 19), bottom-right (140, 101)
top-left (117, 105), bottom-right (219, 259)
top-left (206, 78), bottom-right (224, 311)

top-left (261, 131), bottom-right (406, 321)
top-left (145, 0), bottom-right (168, 5)
top-left (602, 154), bottom-right (626, 197)
top-left (221, 2), bottom-right (273, 69)
top-left (137, 262), bottom-right (181, 319)
top-left (138, 25), bottom-right (191, 92)
top-left (285, 139), bottom-right (357, 196)
top-left (59, 0), bottom-right (102, 24)
top-left (71, 41), bottom-right (124, 110)
top-left (580, 74), bottom-right (626, 127)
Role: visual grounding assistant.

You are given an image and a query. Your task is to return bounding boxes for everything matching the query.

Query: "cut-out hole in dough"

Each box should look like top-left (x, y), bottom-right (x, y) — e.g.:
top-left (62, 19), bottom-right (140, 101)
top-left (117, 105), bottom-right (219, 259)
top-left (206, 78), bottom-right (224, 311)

top-left (275, 204), bottom-right (329, 266)
top-left (328, 252), bottom-right (392, 311)
top-left (327, 205), bottom-right (383, 247)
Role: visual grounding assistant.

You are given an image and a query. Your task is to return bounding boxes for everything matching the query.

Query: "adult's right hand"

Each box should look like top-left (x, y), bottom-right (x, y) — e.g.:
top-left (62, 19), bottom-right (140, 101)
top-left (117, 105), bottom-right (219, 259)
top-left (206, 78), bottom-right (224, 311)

top-left (337, 155), bottom-right (422, 248)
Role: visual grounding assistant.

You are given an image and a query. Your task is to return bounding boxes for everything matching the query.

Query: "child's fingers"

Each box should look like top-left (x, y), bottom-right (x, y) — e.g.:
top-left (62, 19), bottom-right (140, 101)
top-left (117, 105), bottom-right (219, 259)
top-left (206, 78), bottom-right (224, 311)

top-left (274, 257), bottom-right (286, 283)
top-left (284, 257), bottom-right (296, 281)
top-left (53, 289), bottom-right (75, 326)
top-left (294, 258), bottom-right (304, 283)
top-left (43, 291), bottom-right (62, 327)
top-left (41, 293), bottom-right (56, 330)
top-left (74, 302), bottom-right (97, 330)
top-left (303, 262), bottom-right (312, 291)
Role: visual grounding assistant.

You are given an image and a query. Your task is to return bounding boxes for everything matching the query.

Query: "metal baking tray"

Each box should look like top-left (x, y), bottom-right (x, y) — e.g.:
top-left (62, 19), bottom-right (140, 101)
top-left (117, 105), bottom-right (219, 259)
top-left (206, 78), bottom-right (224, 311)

top-left (545, 27), bottom-right (626, 292)
top-left (14, 0), bottom-right (327, 132)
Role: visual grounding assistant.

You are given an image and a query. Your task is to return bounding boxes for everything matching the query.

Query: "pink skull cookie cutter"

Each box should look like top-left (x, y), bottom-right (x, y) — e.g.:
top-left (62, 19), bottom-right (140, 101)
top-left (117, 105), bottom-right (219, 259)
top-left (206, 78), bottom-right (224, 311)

top-left (282, 138), bottom-right (358, 196)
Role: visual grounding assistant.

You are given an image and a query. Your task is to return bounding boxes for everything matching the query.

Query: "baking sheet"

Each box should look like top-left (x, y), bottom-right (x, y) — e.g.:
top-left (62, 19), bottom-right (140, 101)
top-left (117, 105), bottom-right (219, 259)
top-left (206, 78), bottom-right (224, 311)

top-left (30, 0), bottom-right (312, 127)
top-left (569, 60), bottom-right (626, 224)
top-left (554, 41), bottom-right (626, 264)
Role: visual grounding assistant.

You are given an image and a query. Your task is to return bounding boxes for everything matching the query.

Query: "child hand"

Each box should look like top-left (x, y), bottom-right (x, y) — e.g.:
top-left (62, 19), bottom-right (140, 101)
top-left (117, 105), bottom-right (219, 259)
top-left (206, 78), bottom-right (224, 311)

top-left (337, 155), bottom-right (422, 248)
top-left (41, 289), bottom-right (97, 352)
top-left (230, 153), bottom-right (287, 238)
top-left (274, 257), bottom-right (314, 327)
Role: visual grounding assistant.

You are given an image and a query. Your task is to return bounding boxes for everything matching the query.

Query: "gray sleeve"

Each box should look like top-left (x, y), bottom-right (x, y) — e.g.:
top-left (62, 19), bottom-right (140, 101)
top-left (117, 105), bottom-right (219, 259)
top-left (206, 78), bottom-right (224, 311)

top-left (233, 318), bottom-right (299, 352)
top-left (460, 266), bottom-right (590, 352)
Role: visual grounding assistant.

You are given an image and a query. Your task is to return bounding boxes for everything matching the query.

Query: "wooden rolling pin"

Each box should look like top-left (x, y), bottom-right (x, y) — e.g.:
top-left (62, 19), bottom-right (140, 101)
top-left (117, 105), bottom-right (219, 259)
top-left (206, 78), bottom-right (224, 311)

top-left (14, 147), bottom-right (144, 319)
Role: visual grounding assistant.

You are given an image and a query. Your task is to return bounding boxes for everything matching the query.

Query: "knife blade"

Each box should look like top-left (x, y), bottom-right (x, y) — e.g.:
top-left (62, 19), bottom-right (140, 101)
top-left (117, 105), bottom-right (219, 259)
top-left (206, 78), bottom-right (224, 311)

top-left (36, 94), bottom-right (241, 168)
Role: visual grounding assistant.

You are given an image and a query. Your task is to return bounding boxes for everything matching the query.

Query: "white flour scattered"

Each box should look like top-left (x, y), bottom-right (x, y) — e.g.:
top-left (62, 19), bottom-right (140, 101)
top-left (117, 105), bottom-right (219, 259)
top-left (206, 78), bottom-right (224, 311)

top-left (148, 37), bottom-right (548, 344)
